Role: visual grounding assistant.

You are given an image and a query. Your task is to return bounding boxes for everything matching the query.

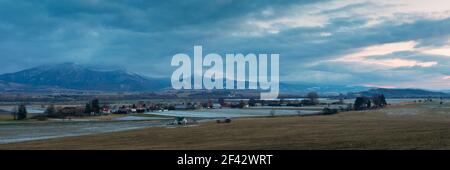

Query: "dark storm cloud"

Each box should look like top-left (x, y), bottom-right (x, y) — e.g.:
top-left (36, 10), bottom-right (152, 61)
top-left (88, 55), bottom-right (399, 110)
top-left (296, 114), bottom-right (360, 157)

top-left (0, 0), bottom-right (449, 89)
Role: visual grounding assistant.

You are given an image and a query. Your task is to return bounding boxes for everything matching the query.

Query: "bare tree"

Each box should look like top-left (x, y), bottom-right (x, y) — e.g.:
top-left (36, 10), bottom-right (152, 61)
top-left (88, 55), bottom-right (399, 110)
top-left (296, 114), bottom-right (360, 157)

top-left (11, 106), bottom-right (17, 120)
top-left (307, 91), bottom-right (319, 105)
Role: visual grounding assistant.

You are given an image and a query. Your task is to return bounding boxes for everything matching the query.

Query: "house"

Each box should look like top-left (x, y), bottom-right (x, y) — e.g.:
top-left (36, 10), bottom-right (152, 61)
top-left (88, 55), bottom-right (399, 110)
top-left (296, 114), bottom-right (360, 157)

top-left (175, 104), bottom-right (189, 110)
top-left (212, 103), bottom-right (222, 109)
top-left (229, 101), bottom-right (241, 108)
top-left (101, 107), bottom-right (111, 114)
top-left (101, 105), bottom-right (111, 114)
top-left (175, 103), bottom-right (194, 110)
top-left (116, 105), bottom-right (130, 114)
top-left (58, 107), bottom-right (82, 117)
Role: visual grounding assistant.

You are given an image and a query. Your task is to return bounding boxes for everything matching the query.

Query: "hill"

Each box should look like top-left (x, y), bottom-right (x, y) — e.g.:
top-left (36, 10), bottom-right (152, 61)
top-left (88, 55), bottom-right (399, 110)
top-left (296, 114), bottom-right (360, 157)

top-left (0, 63), bottom-right (169, 92)
top-left (357, 88), bottom-right (449, 98)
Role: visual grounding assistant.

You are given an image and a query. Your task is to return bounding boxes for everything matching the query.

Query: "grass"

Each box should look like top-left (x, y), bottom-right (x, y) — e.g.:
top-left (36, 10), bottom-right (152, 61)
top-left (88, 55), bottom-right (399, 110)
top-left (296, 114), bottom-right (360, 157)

top-left (0, 113), bottom-right (49, 122)
top-left (0, 101), bottom-right (449, 150)
top-left (0, 114), bottom-right (12, 121)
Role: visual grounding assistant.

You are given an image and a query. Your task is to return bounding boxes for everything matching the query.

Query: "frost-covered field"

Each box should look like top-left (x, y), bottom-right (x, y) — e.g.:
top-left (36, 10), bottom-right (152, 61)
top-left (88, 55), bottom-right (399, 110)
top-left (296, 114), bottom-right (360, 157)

top-left (0, 105), bottom-right (45, 114)
top-left (0, 121), bottom-right (165, 144)
top-left (145, 108), bottom-right (321, 118)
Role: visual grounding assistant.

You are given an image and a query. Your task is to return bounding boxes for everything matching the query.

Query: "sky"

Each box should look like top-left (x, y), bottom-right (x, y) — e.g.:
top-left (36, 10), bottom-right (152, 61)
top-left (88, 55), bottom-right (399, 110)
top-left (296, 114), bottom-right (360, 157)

top-left (0, 0), bottom-right (450, 90)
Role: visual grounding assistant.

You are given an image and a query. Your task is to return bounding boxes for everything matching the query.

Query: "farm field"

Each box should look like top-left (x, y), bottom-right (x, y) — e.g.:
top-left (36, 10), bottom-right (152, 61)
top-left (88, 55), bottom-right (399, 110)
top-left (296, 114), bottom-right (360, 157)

top-left (1, 101), bottom-right (449, 150)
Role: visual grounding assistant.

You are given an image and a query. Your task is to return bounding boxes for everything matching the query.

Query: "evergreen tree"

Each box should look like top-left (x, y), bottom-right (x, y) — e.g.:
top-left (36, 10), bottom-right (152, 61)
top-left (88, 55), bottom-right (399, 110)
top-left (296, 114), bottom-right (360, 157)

top-left (17, 104), bottom-right (27, 120)
top-left (372, 94), bottom-right (387, 107)
top-left (248, 98), bottom-right (257, 107)
top-left (91, 99), bottom-right (100, 114)
top-left (381, 94), bottom-right (387, 106)
top-left (84, 102), bottom-right (92, 115)
top-left (239, 100), bottom-right (246, 108)
top-left (45, 104), bottom-right (57, 117)
top-left (354, 97), bottom-right (371, 110)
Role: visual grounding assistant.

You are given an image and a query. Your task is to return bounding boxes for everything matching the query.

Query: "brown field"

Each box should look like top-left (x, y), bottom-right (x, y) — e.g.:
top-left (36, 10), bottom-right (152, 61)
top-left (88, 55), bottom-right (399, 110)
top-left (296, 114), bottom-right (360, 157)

top-left (1, 101), bottom-right (450, 150)
top-left (0, 114), bottom-right (11, 121)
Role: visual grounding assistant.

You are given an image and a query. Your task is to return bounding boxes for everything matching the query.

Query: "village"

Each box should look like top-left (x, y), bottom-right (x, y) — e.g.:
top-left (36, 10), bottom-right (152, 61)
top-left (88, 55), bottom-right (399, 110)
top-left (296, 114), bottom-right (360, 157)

top-left (5, 92), bottom-right (395, 122)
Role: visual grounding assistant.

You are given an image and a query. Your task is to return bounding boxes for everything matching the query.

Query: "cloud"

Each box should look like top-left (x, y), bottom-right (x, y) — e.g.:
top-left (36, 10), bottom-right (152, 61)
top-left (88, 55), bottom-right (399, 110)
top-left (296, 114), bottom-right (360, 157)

top-left (328, 41), bottom-right (438, 68)
top-left (361, 84), bottom-right (397, 89)
top-left (443, 76), bottom-right (450, 80)
top-left (0, 0), bottom-right (450, 90)
top-left (420, 46), bottom-right (450, 57)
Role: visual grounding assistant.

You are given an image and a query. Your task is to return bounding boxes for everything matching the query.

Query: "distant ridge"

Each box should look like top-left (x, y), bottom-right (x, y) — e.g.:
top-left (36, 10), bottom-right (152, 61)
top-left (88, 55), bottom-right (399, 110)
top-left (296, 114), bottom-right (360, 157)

top-left (0, 63), bottom-right (170, 92)
top-left (356, 88), bottom-right (449, 98)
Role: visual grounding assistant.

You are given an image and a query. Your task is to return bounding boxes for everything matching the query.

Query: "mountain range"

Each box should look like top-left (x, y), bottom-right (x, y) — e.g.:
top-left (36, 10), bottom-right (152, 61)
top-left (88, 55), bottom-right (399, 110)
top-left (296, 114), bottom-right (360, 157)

top-left (0, 63), bottom-right (448, 98)
top-left (0, 63), bottom-right (169, 92)
top-left (0, 63), bottom-right (365, 93)
top-left (356, 88), bottom-right (449, 98)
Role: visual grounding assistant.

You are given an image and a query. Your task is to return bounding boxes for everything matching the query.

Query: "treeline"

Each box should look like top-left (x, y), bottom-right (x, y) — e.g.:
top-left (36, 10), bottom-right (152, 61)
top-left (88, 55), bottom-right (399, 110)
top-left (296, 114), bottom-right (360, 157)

top-left (321, 94), bottom-right (387, 115)
top-left (10, 99), bottom-right (104, 121)
top-left (354, 94), bottom-right (387, 110)
top-left (42, 99), bottom-right (103, 119)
